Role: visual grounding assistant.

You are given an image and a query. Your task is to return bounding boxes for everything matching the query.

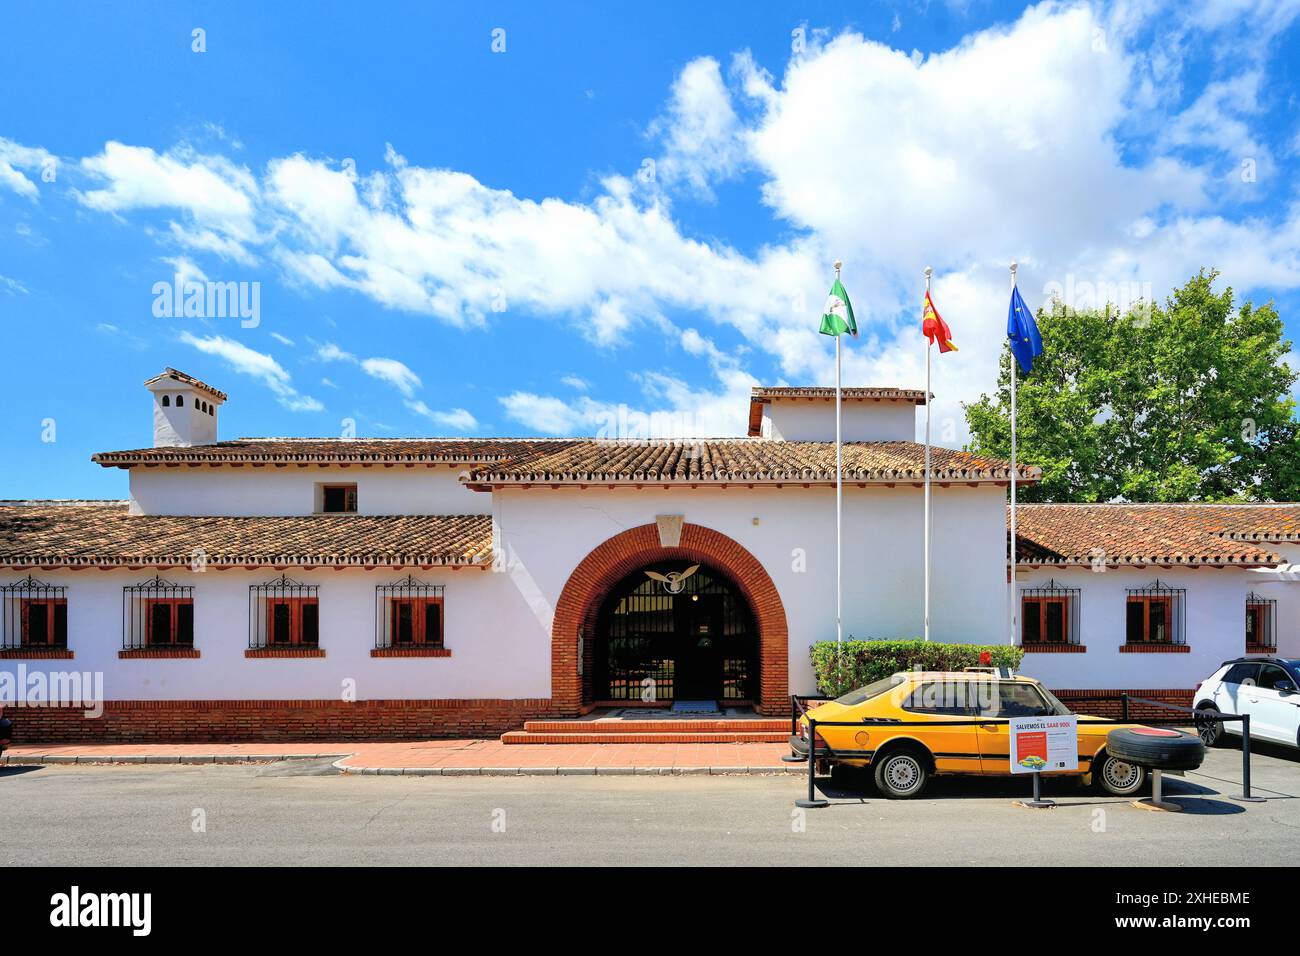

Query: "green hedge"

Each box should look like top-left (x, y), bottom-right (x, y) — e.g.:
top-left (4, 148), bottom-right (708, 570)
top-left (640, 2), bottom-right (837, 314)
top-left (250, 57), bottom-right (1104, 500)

top-left (809, 639), bottom-right (1025, 698)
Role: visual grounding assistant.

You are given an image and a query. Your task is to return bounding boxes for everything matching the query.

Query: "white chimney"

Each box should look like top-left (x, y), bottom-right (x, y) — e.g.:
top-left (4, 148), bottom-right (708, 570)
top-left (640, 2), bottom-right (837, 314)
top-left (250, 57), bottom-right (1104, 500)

top-left (143, 368), bottom-right (226, 447)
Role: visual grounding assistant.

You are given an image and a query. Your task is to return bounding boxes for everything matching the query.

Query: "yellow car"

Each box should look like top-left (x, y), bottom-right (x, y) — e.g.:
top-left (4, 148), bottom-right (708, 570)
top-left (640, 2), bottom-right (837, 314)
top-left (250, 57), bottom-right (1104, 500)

top-left (793, 670), bottom-right (1148, 798)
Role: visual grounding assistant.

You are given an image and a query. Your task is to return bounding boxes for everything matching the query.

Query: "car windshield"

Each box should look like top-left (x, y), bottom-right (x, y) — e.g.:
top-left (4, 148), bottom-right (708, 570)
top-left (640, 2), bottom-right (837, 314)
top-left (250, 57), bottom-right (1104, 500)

top-left (1034, 685), bottom-right (1075, 717)
top-left (978, 682), bottom-right (1070, 718)
top-left (833, 677), bottom-right (901, 706)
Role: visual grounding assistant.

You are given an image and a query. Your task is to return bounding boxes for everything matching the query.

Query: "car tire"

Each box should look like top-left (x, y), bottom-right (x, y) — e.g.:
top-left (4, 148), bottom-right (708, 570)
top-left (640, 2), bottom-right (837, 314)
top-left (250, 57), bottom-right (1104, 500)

top-left (1105, 727), bottom-right (1205, 771)
top-left (1093, 751), bottom-right (1148, 797)
top-left (1195, 703), bottom-right (1229, 748)
top-left (872, 747), bottom-right (930, 799)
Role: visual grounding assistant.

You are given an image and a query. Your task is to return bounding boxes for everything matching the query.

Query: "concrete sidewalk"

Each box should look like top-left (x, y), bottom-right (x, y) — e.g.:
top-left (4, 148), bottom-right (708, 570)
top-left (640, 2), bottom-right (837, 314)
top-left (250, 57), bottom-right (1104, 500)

top-left (2, 739), bottom-right (797, 774)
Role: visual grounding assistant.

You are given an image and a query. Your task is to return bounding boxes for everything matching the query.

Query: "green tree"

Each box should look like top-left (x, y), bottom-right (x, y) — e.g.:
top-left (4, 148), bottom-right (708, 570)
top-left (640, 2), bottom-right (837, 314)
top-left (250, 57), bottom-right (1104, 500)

top-left (964, 270), bottom-right (1298, 502)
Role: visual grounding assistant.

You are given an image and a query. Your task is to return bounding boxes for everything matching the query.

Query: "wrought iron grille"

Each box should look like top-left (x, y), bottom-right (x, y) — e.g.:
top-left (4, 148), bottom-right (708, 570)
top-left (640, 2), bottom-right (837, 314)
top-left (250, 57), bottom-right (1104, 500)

top-left (1124, 580), bottom-right (1186, 645)
top-left (1246, 592), bottom-right (1277, 651)
top-left (374, 576), bottom-right (444, 648)
top-left (2, 576), bottom-right (68, 650)
top-left (249, 575), bottom-right (320, 648)
top-left (122, 576), bottom-right (194, 650)
top-left (1019, 579), bottom-right (1081, 645)
top-left (596, 562), bottom-right (758, 703)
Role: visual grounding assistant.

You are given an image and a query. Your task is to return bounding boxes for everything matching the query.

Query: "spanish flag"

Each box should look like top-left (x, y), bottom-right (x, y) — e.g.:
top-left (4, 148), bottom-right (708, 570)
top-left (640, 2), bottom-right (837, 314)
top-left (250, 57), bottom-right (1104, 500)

top-left (922, 290), bottom-right (957, 353)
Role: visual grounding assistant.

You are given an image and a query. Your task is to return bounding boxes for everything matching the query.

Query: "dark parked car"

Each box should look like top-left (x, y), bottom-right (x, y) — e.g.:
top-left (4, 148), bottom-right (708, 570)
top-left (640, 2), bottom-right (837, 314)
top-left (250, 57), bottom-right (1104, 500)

top-left (0, 707), bottom-right (12, 756)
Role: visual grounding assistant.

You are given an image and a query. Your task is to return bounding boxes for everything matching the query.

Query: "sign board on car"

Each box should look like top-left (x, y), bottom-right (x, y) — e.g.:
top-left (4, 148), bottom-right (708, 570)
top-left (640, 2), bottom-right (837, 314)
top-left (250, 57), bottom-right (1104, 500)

top-left (1008, 715), bottom-right (1077, 774)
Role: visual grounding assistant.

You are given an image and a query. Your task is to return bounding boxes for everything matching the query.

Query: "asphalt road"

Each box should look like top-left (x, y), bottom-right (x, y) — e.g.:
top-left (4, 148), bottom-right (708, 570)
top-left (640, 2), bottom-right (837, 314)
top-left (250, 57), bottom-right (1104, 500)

top-left (2, 744), bottom-right (1297, 866)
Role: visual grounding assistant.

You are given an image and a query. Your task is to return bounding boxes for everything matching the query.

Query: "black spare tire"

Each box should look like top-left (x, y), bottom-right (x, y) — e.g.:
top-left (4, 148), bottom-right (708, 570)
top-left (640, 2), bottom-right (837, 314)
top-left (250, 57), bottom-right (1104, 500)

top-left (1105, 727), bottom-right (1205, 771)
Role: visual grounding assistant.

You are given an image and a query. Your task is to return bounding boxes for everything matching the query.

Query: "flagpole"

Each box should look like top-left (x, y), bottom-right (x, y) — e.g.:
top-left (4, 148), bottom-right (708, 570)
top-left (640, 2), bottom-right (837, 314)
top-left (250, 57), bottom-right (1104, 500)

top-left (834, 259), bottom-right (844, 653)
top-left (1008, 260), bottom-right (1018, 646)
top-left (923, 266), bottom-right (932, 643)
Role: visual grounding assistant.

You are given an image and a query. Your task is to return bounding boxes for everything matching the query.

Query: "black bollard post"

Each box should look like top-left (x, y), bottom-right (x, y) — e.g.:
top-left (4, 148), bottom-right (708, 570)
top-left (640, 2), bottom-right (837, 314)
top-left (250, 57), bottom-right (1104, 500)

top-left (795, 717), bottom-right (829, 809)
top-left (1233, 713), bottom-right (1265, 803)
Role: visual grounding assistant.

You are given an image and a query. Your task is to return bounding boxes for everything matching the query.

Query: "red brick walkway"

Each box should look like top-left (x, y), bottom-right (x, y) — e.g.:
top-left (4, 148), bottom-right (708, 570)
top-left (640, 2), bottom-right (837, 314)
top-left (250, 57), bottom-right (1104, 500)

top-left (2, 740), bottom-right (796, 774)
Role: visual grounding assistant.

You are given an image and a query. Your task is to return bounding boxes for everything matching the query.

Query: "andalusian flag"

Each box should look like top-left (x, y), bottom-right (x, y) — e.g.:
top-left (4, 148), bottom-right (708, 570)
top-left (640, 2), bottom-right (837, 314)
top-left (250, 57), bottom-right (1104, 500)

top-left (922, 291), bottom-right (958, 353)
top-left (819, 278), bottom-right (857, 337)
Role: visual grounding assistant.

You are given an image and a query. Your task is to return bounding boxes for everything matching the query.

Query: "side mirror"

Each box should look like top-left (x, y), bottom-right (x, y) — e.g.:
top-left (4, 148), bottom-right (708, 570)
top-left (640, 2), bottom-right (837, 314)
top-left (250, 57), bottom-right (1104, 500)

top-left (1276, 680), bottom-right (1296, 693)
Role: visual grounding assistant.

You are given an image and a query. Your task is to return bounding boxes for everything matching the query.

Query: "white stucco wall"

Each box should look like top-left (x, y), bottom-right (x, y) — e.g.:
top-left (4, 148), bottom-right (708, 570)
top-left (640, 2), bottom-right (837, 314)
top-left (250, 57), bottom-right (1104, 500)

top-left (1246, 543), bottom-right (1300, 657)
top-left (128, 465), bottom-right (488, 516)
top-left (764, 401), bottom-right (918, 442)
top-left (16, 472), bottom-right (1291, 704)
top-left (1013, 563), bottom-right (1298, 690)
top-left (0, 566), bottom-right (549, 701)
top-left (494, 482), bottom-right (1009, 696)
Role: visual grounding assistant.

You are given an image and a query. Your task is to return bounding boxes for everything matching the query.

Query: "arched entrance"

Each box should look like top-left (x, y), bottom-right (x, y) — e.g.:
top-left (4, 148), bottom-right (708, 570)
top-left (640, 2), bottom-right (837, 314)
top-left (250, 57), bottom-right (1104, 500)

top-left (550, 523), bottom-right (789, 715)
top-left (594, 561), bottom-right (758, 704)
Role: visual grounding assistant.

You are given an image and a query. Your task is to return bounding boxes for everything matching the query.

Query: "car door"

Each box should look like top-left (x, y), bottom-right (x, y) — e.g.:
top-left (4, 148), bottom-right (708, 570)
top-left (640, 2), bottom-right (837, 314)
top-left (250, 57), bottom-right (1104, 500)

top-left (898, 680), bottom-right (983, 774)
top-left (1213, 662), bottom-right (1260, 730)
top-left (1245, 664), bottom-right (1300, 745)
top-left (976, 682), bottom-right (1087, 774)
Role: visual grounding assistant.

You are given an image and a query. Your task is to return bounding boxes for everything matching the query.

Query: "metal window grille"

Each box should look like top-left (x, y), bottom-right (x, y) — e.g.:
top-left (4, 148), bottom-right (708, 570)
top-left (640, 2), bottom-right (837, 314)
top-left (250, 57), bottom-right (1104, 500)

top-left (249, 575), bottom-right (320, 648)
top-left (122, 576), bottom-right (195, 650)
top-left (1245, 592), bottom-right (1277, 651)
top-left (597, 563), bottom-right (758, 703)
top-left (375, 576), bottom-right (444, 648)
top-left (1018, 579), bottom-right (1081, 645)
top-left (1124, 579), bottom-right (1186, 645)
top-left (2, 577), bottom-right (68, 650)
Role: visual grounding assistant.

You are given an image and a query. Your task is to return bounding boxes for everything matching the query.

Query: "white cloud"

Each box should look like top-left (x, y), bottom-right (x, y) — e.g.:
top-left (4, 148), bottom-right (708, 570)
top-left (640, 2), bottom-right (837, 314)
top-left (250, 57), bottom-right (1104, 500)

top-left (560, 375), bottom-right (589, 390)
top-left (500, 364), bottom-right (756, 438)
top-left (0, 273), bottom-right (28, 295)
top-left (179, 332), bottom-right (322, 412)
top-left (0, 137), bottom-right (53, 199)
top-left (10, 0), bottom-right (1300, 446)
top-left (77, 142), bottom-right (260, 259)
top-left (361, 357), bottom-right (420, 396)
top-left (647, 57), bottom-right (746, 197)
top-left (269, 332), bottom-right (295, 346)
top-left (405, 400), bottom-right (478, 431)
top-left (162, 256), bottom-right (207, 290)
top-left (499, 392), bottom-right (590, 434)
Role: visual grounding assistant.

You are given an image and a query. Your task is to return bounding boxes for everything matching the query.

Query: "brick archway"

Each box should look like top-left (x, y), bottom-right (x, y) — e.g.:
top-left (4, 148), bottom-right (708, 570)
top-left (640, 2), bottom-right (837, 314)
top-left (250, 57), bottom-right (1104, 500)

top-left (551, 523), bottom-right (788, 715)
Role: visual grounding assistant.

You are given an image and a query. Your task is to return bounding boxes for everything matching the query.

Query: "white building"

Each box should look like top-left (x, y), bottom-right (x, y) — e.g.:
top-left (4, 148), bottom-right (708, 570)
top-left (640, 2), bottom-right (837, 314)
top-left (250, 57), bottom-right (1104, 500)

top-left (1, 370), bottom-right (1296, 741)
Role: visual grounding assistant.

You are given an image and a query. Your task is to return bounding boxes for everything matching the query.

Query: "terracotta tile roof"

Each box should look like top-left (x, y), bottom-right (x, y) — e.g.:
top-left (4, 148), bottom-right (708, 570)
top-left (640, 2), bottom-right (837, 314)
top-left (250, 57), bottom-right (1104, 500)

top-left (748, 386), bottom-right (929, 436)
top-left (92, 438), bottom-right (582, 467)
top-left (1013, 503), bottom-right (1300, 568)
top-left (0, 502), bottom-right (492, 568)
top-left (464, 440), bottom-right (1034, 485)
top-left (142, 368), bottom-right (228, 402)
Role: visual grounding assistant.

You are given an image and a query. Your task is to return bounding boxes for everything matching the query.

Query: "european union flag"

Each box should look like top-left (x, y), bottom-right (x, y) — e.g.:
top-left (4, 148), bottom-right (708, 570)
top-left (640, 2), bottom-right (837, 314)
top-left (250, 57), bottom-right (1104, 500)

top-left (1007, 285), bottom-right (1043, 374)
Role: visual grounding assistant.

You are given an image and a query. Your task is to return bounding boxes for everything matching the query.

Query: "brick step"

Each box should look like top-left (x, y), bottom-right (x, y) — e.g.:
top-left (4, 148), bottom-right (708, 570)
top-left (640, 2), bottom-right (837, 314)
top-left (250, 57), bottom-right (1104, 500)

top-left (501, 730), bottom-right (790, 745)
top-left (520, 718), bottom-right (789, 735)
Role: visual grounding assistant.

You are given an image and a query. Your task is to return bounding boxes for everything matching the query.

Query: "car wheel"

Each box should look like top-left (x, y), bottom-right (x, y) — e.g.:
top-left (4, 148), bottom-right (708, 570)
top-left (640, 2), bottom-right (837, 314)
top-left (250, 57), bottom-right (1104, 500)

top-left (873, 748), bottom-right (930, 799)
top-left (1196, 704), bottom-right (1228, 748)
top-left (1094, 751), bottom-right (1147, 797)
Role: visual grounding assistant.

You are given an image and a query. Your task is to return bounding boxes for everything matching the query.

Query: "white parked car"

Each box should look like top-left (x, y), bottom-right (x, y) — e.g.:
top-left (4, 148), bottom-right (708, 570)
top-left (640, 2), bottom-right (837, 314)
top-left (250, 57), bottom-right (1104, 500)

top-left (1194, 657), bottom-right (1300, 748)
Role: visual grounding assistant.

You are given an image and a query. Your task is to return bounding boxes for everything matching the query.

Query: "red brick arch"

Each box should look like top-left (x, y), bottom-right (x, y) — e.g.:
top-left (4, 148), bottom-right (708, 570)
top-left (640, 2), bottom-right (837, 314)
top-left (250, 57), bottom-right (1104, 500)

top-left (551, 523), bottom-right (789, 715)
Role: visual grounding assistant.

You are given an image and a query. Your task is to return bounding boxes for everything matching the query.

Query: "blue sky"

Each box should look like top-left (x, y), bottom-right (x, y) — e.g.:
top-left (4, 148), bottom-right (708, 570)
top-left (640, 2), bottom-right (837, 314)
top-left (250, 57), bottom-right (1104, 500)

top-left (2, 0), bottom-right (1299, 498)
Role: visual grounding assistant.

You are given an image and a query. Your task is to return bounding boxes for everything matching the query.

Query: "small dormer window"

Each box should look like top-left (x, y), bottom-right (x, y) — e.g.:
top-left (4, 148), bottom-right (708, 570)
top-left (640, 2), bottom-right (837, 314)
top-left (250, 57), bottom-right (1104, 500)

top-left (161, 395), bottom-right (170, 407)
top-left (176, 395), bottom-right (184, 407)
top-left (320, 484), bottom-right (358, 513)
